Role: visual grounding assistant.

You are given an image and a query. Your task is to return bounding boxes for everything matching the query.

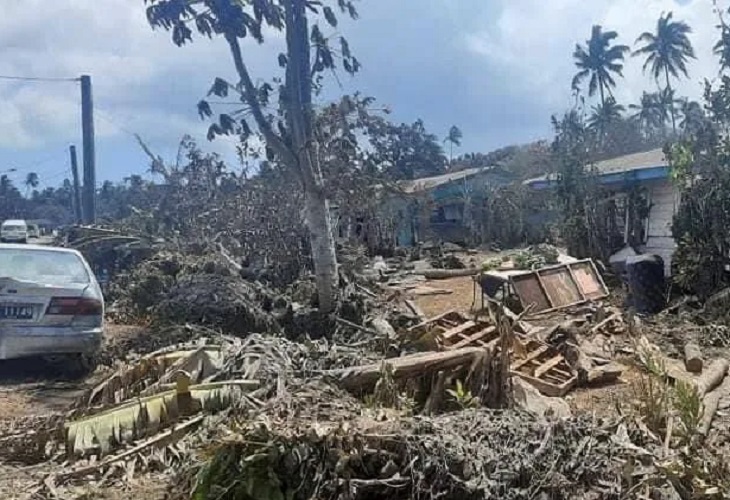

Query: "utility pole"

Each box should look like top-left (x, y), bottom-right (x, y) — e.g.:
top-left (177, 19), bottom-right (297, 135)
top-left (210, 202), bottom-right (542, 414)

top-left (69, 145), bottom-right (82, 224)
top-left (80, 74), bottom-right (96, 224)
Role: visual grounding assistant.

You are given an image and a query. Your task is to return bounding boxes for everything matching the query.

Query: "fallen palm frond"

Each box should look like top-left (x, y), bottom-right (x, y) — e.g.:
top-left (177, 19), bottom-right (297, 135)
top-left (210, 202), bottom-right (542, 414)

top-left (73, 344), bottom-right (225, 412)
top-left (66, 376), bottom-right (259, 457)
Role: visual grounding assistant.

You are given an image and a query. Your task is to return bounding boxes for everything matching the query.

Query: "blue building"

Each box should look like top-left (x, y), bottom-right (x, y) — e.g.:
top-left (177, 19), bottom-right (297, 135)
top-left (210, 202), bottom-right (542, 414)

top-left (525, 148), bottom-right (678, 275)
top-left (392, 166), bottom-right (514, 247)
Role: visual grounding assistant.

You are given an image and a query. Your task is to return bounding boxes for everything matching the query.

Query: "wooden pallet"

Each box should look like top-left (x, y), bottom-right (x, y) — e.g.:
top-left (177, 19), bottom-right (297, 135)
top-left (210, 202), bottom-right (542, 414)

top-left (406, 310), bottom-right (498, 351)
top-left (511, 338), bottom-right (577, 397)
top-left (407, 311), bottom-right (577, 397)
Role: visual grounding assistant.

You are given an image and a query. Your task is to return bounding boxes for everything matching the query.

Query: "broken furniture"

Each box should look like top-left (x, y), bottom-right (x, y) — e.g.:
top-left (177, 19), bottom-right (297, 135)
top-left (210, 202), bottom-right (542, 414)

top-left (475, 259), bottom-right (609, 315)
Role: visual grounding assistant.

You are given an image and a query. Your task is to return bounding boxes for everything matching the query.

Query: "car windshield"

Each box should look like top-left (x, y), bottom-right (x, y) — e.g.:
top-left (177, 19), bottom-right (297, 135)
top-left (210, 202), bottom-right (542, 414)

top-left (0, 249), bottom-right (89, 284)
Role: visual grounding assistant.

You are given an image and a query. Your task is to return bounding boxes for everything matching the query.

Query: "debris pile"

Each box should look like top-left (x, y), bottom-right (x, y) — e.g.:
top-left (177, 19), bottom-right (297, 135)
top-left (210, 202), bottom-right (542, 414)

top-left (3, 249), bottom-right (730, 499)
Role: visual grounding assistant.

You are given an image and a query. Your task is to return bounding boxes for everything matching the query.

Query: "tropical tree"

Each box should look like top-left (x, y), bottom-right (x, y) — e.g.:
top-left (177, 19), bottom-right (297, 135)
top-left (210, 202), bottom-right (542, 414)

top-left (367, 119), bottom-right (446, 180)
top-left (714, 7), bottom-right (730, 72)
top-left (678, 98), bottom-right (706, 137)
top-left (588, 97), bottom-right (625, 141)
top-left (629, 91), bottom-right (666, 138)
top-left (633, 12), bottom-right (695, 132)
top-left (145, 0), bottom-right (361, 313)
top-left (24, 172), bottom-right (39, 197)
top-left (444, 125), bottom-right (462, 165)
top-left (572, 25), bottom-right (630, 106)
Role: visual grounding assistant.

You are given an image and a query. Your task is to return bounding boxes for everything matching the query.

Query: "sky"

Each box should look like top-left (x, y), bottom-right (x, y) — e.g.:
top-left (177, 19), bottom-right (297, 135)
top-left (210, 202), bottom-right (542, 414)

top-left (0, 0), bottom-right (723, 188)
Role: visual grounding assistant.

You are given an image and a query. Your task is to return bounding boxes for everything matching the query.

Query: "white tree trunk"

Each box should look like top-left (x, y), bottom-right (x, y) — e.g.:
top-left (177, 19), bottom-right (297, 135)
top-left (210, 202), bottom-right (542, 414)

top-left (302, 171), bottom-right (338, 312)
top-left (286, 0), bottom-right (338, 312)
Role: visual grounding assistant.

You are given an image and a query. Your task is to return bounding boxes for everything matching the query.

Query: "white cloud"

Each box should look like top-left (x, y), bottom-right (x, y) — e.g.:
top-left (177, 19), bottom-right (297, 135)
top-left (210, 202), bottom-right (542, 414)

top-left (0, 0), bottom-right (279, 153)
top-left (465, 0), bottom-right (722, 114)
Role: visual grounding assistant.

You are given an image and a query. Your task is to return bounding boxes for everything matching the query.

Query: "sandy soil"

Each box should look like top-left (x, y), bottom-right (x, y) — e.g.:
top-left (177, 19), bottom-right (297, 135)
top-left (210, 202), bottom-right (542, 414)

top-left (0, 323), bottom-right (170, 499)
top-left (413, 275), bottom-right (479, 317)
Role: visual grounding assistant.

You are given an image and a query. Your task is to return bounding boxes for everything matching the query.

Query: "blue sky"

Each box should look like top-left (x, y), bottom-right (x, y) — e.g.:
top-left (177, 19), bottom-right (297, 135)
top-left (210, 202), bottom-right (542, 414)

top-left (0, 0), bottom-right (720, 189)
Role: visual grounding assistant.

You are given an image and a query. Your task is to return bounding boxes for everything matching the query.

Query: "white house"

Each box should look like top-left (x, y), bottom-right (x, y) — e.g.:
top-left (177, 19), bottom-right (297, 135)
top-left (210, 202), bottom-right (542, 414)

top-left (525, 149), bottom-right (679, 275)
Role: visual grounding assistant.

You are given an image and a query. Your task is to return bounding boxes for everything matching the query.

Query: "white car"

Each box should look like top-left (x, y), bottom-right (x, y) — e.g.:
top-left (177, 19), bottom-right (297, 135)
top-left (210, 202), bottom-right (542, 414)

top-left (1, 220), bottom-right (28, 244)
top-left (0, 244), bottom-right (103, 374)
top-left (27, 224), bottom-right (40, 239)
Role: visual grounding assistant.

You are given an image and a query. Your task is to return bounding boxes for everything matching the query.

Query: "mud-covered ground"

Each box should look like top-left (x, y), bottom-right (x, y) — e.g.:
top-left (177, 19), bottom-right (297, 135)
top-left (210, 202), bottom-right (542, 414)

top-left (0, 325), bottom-right (169, 500)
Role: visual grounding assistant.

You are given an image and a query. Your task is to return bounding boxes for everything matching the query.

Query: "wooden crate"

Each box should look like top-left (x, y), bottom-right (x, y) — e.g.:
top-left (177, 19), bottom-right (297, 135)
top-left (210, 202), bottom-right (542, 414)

top-left (407, 311), bottom-right (577, 397)
top-left (406, 310), bottom-right (498, 351)
top-left (510, 338), bottom-right (577, 397)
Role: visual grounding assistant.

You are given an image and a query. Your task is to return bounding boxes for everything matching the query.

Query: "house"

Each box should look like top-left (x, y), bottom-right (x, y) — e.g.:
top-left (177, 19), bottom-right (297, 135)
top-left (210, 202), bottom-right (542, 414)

top-left (525, 148), bottom-right (678, 275)
top-left (392, 166), bottom-right (514, 246)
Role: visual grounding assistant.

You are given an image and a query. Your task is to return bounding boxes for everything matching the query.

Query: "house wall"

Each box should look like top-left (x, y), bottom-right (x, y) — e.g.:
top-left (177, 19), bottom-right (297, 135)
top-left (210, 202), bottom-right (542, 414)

top-left (388, 170), bottom-right (514, 247)
top-left (639, 179), bottom-right (679, 276)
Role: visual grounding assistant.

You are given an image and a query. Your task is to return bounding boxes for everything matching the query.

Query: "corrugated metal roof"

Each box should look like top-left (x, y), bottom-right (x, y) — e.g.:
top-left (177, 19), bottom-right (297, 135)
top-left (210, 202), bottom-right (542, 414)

top-left (524, 148), bottom-right (667, 186)
top-left (398, 167), bottom-right (492, 194)
top-left (590, 148), bottom-right (666, 175)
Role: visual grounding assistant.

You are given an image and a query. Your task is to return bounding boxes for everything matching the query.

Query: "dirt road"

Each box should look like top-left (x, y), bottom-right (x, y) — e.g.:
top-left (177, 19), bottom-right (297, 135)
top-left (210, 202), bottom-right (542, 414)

top-left (0, 358), bottom-right (97, 420)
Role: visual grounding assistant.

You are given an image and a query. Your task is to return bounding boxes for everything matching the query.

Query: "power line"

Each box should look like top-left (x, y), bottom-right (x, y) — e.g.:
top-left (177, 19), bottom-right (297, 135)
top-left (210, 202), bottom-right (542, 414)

top-left (0, 75), bottom-right (79, 83)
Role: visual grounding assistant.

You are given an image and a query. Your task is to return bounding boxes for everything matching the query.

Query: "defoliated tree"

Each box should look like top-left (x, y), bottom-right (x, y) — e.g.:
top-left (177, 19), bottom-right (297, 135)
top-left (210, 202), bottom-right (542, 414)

top-left (145, 0), bottom-right (361, 313)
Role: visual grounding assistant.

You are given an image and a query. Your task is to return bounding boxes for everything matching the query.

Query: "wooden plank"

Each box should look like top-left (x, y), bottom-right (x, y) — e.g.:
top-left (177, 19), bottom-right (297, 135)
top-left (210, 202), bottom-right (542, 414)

top-left (407, 310), bottom-right (460, 332)
top-left (327, 347), bottom-right (485, 391)
top-left (404, 299), bottom-right (428, 323)
top-left (445, 326), bottom-right (496, 350)
top-left (512, 345), bottom-right (549, 370)
top-left (566, 265), bottom-right (586, 301)
top-left (534, 355), bottom-right (565, 378)
top-left (534, 272), bottom-right (555, 308)
top-left (441, 321), bottom-right (477, 340)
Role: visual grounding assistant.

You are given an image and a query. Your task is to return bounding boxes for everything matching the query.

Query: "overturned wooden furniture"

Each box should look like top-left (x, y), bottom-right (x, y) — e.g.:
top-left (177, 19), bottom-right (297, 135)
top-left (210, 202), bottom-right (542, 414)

top-left (478, 259), bottom-right (609, 315)
top-left (405, 311), bottom-right (577, 397)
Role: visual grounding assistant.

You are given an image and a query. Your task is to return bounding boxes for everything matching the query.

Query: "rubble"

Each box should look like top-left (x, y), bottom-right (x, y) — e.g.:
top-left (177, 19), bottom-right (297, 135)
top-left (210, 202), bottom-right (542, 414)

top-left (2, 245), bottom-right (730, 499)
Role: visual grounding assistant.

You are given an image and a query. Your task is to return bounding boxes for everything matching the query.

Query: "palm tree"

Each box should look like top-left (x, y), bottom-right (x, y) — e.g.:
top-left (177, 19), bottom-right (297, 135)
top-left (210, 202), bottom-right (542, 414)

top-left (629, 91), bottom-right (666, 138)
top-left (714, 18), bottom-right (730, 72)
top-left (678, 98), bottom-right (705, 136)
top-left (633, 12), bottom-right (695, 132)
top-left (588, 97), bottom-right (625, 139)
top-left (444, 125), bottom-right (462, 166)
top-left (572, 25), bottom-right (630, 106)
top-left (24, 172), bottom-right (39, 197)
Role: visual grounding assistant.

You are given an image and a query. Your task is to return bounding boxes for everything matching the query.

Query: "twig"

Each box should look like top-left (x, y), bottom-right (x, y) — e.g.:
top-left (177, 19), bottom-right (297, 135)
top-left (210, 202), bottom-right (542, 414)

top-left (335, 317), bottom-right (379, 336)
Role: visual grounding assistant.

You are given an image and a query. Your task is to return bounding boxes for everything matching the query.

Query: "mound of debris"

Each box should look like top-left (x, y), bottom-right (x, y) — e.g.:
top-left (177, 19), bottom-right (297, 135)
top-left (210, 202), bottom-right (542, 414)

top-left (156, 273), bottom-right (279, 334)
top-left (176, 411), bottom-right (652, 500)
top-left (107, 249), bottom-right (281, 335)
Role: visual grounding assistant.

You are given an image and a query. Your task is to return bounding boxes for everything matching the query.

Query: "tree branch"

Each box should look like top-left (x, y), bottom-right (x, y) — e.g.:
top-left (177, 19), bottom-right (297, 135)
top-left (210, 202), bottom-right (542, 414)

top-left (224, 33), bottom-right (297, 167)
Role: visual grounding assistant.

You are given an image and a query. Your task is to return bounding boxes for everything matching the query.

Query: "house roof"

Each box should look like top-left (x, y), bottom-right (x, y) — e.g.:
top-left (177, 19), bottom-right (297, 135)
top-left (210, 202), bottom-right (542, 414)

top-left (524, 148), bottom-right (669, 189)
top-left (398, 167), bottom-right (493, 194)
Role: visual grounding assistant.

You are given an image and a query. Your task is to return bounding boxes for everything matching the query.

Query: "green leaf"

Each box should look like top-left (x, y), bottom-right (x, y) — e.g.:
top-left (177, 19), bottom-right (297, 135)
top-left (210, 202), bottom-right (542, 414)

top-left (220, 114), bottom-right (236, 134)
top-left (197, 100), bottom-right (212, 120)
top-left (323, 6), bottom-right (337, 27)
top-left (340, 37), bottom-right (351, 59)
top-left (207, 123), bottom-right (223, 141)
top-left (208, 78), bottom-right (229, 98)
top-left (172, 21), bottom-right (192, 46)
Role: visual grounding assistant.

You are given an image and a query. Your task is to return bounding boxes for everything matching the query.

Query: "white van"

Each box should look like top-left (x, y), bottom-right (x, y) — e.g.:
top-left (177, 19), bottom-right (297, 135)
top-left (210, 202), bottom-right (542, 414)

top-left (1, 220), bottom-right (28, 244)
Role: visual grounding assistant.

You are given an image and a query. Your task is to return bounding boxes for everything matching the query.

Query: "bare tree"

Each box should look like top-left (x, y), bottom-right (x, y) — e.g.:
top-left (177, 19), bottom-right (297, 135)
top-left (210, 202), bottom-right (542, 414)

top-left (145, 0), bottom-right (360, 312)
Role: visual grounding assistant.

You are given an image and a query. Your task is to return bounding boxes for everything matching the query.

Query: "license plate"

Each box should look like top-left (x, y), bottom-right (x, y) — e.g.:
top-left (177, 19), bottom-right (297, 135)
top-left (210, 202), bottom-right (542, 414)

top-left (0, 304), bottom-right (35, 320)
